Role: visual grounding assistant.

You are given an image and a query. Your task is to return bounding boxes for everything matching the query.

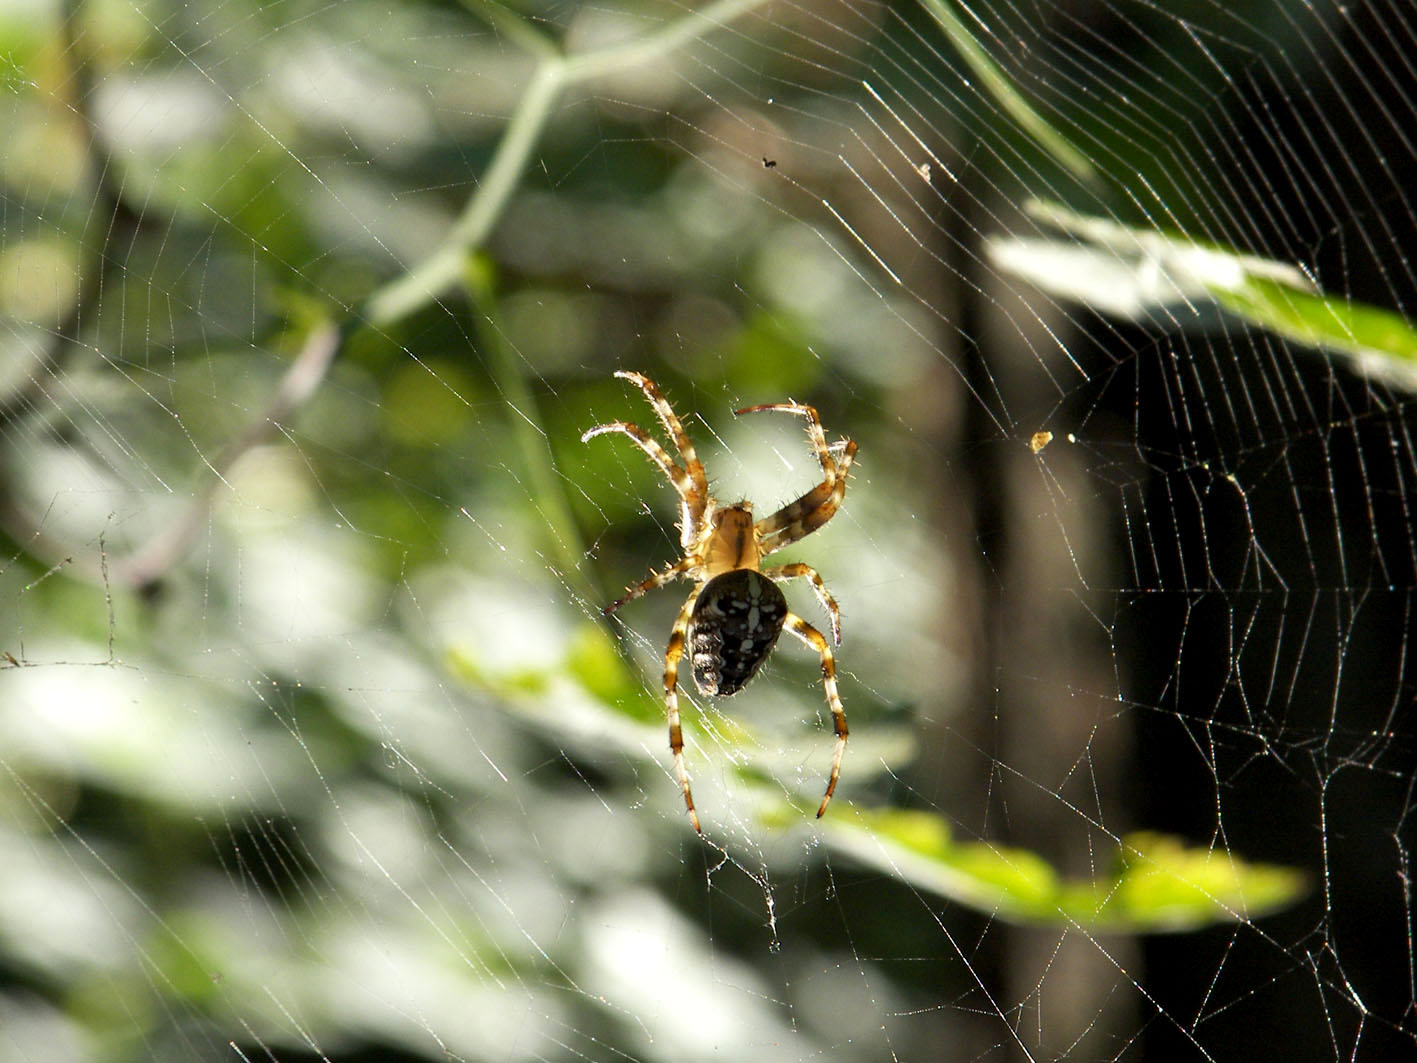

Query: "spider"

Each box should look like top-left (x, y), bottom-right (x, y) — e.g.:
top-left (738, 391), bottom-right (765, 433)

top-left (583, 371), bottom-right (857, 832)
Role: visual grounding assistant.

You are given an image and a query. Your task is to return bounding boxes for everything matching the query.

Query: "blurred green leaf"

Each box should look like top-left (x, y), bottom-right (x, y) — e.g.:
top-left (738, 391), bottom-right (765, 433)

top-left (915, 0), bottom-right (1095, 182)
top-left (822, 810), bottom-right (1306, 931)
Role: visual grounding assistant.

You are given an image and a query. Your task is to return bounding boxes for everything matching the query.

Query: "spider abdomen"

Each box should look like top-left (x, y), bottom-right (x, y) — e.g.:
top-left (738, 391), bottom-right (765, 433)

top-left (688, 570), bottom-right (788, 696)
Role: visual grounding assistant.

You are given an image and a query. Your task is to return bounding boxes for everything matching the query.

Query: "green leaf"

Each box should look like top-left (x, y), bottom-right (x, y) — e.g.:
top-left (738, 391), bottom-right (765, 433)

top-left (915, 0), bottom-right (1095, 182)
top-left (1212, 277), bottom-right (1417, 385)
top-left (1100, 832), bottom-right (1309, 931)
top-left (822, 810), bottom-right (1306, 932)
top-left (988, 199), bottom-right (1417, 388)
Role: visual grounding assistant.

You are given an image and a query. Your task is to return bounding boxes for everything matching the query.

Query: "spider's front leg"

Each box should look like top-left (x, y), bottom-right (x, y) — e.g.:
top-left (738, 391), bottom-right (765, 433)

top-left (613, 371), bottom-right (708, 500)
top-left (663, 585), bottom-right (704, 832)
top-left (735, 402), bottom-right (857, 552)
top-left (756, 437), bottom-right (856, 551)
top-left (587, 372), bottom-right (711, 550)
top-left (581, 419), bottom-right (702, 551)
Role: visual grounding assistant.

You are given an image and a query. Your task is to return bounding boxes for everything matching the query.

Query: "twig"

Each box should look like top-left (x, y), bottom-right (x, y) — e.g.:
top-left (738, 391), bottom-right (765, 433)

top-left (110, 323), bottom-right (342, 593)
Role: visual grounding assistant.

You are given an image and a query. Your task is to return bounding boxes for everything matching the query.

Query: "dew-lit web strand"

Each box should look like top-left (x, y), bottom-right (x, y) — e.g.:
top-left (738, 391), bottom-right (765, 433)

top-left (1362, 589), bottom-right (1407, 748)
top-left (739, 0), bottom-right (879, 74)
top-left (687, 0), bottom-right (1191, 418)
top-left (668, 4), bottom-right (1037, 303)
top-left (850, 20), bottom-right (1229, 385)
top-left (262, 688), bottom-right (547, 989)
top-left (1173, 31), bottom-right (1318, 263)
top-left (881, 12), bottom-right (1070, 188)
top-left (819, 11), bottom-right (1075, 216)
top-left (659, 0), bottom-right (877, 101)
top-left (1401, 768), bottom-right (1417, 1012)
top-left (1036, 11), bottom-right (1297, 291)
top-left (890, 885), bottom-right (1042, 1062)
top-left (1338, 406), bottom-right (1392, 592)
top-left (813, 869), bottom-right (905, 1062)
top-left (1284, 6), bottom-right (1417, 269)
top-left (25, 12), bottom-right (446, 549)
top-left (818, 194), bottom-right (905, 287)
top-left (872, 18), bottom-right (1099, 221)
top-left (859, 81), bottom-right (955, 183)
top-left (2, 762), bottom-right (354, 1044)
top-left (1393, 413), bottom-right (1417, 587)
top-left (120, 2), bottom-right (1417, 1055)
top-left (1184, 7), bottom-right (1416, 286)
top-left (1242, 5), bottom-right (1417, 302)
top-left (1315, 417), bottom-right (1353, 594)
top-left (824, 86), bottom-right (1098, 409)
top-left (1365, 1), bottom-right (1417, 113)
top-left (120, 8), bottom-right (414, 310)
top-left (1035, 6), bottom-right (1262, 220)
top-left (977, 3), bottom-right (1246, 252)
top-left (69, 0), bottom-right (1417, 360)
top-left (1176, 332), bottom-right (1246, 490)
top-left (648, 62), bottom-right (1039, 431)
top-left (1228, 470), bottom-right (1288, 590)
top-left (1042, 0), bottom-right (1417, 402)
top-left (827, 98), bottom-right (1038, 349)
top-left (878, 761), bottom-right (1252, 1062)
top-left (1319, 595), bottom-right (1367, 765)
top-left (845, 84), bottom-right (1081, 390)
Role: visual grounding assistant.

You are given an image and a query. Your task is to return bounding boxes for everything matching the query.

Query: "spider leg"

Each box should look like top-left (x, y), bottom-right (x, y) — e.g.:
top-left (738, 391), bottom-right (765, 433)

top-left (734, 401), bottom-right (836, 479)
top-left (757, 439), bottom-right (857, 553)
top-left (735, 401), bottom-right (855, 553)
top-left (664, 584), bottom-right (704, 832)
top-left (582, 420), bottom-right (702, 549)
top-left (602, 557), bottom-right (692, 615)
top-left (761, 562), bottom-right (842, 645)
top-left (782, 610), bottom-right (848, 818)
top-left (614, 371), bottom-right (709, 534)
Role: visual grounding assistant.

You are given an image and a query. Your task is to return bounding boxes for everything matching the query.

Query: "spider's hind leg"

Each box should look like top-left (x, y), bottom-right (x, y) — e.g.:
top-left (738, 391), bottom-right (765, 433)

top-left (664, 584), bottom-right (705, 832)
top-left (782, 610), bottom-right (848, 818)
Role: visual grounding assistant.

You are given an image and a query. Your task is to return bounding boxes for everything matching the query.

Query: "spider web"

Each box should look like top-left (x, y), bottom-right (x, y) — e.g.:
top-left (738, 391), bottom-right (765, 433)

top-left (1, 0), bottom-right (1414, 1060)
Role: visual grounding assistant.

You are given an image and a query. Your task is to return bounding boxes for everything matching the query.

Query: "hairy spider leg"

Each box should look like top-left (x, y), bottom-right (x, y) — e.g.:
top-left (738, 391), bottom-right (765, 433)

top-left (581, 420), bottom-right (705, 549)
top-left (735, 401), bottom-right (837, 481)
top-left (663, 584), bottom-right (705, 832)
top-left (757, 438), bottom-right (857, 553)
top-left (761, 561), bottom-right (842, 645)
top-left (614, 372), bottom-right (709, 543)
top-left (734, 401), bottom-right (855, 552)
top-left (602, 557), bottom-right (693, 616)
top-left (783, 611), bottom-right (848, 818)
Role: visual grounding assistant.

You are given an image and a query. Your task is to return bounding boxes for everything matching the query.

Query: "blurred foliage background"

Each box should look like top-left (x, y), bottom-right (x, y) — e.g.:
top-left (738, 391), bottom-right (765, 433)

top-left (1, 0), bottom-right (1414, 1060)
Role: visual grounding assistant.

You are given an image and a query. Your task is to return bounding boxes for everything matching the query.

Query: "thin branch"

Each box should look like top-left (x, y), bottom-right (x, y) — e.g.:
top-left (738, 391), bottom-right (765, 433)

top-left (110, 323), bottom-right (342, 593)
top-left (362, 0), bottom-right (773, 326)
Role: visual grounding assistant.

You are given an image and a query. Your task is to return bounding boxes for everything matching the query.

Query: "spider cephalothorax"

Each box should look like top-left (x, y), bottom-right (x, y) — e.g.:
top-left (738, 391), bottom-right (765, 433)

top-left (583, 371), bottom-right (856, 832)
